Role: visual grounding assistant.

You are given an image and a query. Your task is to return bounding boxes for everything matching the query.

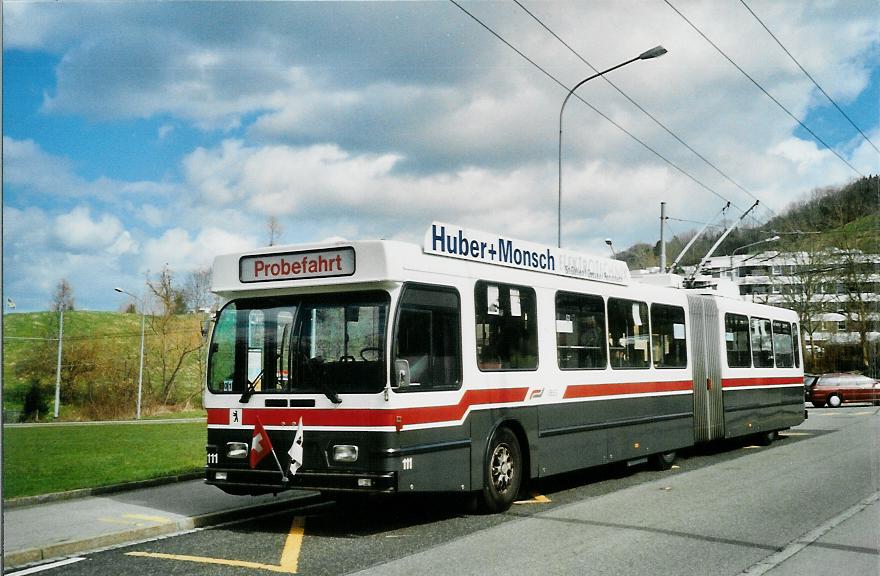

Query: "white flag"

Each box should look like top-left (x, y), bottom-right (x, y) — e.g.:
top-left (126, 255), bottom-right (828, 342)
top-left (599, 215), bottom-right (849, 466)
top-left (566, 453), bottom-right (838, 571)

top-left (288, 418), bottom-right (304, 476)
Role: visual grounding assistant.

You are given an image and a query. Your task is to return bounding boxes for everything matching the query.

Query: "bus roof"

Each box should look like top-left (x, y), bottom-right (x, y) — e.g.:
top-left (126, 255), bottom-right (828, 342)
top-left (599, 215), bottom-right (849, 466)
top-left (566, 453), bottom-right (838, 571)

top-left (212, 222), bottom-right (632, 297)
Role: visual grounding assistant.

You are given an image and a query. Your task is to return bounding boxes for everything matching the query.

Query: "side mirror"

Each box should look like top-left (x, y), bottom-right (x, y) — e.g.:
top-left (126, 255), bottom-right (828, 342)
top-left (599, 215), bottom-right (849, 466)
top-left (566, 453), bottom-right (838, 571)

top-left (394, 359), bottom-right (411, 389)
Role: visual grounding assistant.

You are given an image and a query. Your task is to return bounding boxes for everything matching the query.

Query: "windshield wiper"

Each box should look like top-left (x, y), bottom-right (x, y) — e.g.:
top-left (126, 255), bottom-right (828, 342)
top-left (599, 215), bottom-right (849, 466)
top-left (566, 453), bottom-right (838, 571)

top-left (239, 368), bottom-right (265, 403)
top-left (307, 356), bottom-right (342, 404)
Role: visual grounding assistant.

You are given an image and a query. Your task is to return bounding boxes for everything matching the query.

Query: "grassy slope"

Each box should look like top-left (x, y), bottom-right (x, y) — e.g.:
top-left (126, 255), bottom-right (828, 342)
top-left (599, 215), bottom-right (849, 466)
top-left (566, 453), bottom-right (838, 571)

top-left (3, 310), bottom-right (205, 416)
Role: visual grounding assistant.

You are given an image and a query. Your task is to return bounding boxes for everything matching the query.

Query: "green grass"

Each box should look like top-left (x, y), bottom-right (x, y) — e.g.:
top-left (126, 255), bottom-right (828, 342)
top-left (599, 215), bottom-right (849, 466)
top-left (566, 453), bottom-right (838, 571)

top-left (2, 421), bottom-right (206, 499)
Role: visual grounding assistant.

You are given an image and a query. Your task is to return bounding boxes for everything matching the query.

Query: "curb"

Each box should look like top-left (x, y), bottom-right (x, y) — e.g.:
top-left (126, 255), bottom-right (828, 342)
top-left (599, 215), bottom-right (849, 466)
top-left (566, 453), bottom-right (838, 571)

top-left (3, 491), bottom-right (324, 570)
top-left (3, 472), bottom-right (204, 509)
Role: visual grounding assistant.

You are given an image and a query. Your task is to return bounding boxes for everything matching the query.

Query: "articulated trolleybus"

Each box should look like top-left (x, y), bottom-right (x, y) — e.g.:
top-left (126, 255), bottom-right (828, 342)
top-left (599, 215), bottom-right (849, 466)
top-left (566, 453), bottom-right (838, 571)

top-left (204, 222), bottom-right (804, 512)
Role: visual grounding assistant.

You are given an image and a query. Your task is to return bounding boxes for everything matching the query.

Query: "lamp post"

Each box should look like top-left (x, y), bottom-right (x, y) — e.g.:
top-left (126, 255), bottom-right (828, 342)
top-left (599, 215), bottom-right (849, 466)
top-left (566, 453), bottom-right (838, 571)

top-left (115, 287), bottom-right (146, 420)
top-left (558, 45), bottom-right (668, 248)
top-left (605, 238), bottom-right (617, 259)
top-left (53, 308), bottom-right (64, 419)
top-left (729, 235), bottom-right (781, 278)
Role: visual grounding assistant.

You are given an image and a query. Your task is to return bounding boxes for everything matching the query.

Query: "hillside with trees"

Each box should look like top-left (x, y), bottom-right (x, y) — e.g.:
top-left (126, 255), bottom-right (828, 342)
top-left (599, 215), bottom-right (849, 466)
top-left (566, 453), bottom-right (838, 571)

top-left (618, 175), bottom-right (879, 269)
top-left (3, 266), bottom-right (212, 422)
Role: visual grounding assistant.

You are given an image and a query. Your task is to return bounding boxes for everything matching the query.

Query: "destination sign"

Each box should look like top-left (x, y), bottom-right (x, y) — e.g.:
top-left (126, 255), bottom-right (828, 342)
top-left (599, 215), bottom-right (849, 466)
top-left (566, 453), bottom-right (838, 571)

top-left (424, 222), bottom-right (629, 284)
top-left (239, 247), bottom-right (355, 283)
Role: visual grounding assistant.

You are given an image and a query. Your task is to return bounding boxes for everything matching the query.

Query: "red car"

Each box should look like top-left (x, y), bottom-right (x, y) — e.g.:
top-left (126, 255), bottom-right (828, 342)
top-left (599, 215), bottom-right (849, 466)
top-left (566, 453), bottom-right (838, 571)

top-left (807, 373), bottom-right (880, 408)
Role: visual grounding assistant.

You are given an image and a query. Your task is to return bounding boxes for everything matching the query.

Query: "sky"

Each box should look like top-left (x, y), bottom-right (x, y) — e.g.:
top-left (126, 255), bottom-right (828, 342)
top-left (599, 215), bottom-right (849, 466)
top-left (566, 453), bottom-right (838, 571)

top-left (3, 0), bottom-right (879, 312)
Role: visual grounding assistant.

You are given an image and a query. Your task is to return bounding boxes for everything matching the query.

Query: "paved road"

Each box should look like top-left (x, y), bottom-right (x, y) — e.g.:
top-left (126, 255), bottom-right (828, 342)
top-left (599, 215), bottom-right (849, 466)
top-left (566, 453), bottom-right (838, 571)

top-left (4, 405), bottom-right (878, 575)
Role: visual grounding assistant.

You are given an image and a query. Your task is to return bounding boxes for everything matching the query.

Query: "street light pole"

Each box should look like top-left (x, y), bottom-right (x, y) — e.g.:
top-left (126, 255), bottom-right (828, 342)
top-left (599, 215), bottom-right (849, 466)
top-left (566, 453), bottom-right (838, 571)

top-left (115, 287), bottom-right (146, 420)
top-left (53, 308), bottom-right (64, 419)
top-left (558, 45), bottom-right (667, 248)
top-left (729, 235), bottom-right (781, 278)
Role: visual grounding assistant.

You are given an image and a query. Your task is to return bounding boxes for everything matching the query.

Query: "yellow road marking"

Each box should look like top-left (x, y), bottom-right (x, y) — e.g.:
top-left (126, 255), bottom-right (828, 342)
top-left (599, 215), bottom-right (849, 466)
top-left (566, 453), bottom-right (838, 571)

top-left (514, 492), bottom-right (551, 504)
top-left (98, 514), bottom-right (171, 526)
top-left (279, 516), bottom-right (305, 573)
top-left (123, 513), bottom-right (172, 523)
top-left (126, 551), bottom-right (294, 573)
top-left (98, 517), bottom-right (139, 526)
top-left (126, 516), bottom-right (306, 574)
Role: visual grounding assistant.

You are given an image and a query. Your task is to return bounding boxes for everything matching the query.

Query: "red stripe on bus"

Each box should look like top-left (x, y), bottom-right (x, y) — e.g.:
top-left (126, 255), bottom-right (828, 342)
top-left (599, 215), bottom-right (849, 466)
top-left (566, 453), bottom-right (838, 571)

top-left (722, 376), bottom-right (803, 388)
top-left (206, 387), bottom-right (529, 428)
top-left (563, 380), bottom-right (692, 399)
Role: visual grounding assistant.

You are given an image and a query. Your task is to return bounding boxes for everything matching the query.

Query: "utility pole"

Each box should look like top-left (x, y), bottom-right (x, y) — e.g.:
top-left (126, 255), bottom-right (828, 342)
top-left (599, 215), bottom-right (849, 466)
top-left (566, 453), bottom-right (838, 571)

top-left (53, 308), bottom-right (64, 419)
top-left (659, 202), bottom-right (667, 272)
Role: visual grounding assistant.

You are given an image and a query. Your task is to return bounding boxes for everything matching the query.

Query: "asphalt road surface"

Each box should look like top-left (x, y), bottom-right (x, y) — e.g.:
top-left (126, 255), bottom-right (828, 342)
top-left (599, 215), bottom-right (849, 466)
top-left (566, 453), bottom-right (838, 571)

top-left (9, 405), bottom-right (878, 576)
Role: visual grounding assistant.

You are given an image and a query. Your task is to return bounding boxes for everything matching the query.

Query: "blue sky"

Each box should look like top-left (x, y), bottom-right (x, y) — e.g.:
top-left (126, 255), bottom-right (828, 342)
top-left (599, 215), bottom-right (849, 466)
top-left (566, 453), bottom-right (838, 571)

top-left (4, 0), bottom-right (879, 312)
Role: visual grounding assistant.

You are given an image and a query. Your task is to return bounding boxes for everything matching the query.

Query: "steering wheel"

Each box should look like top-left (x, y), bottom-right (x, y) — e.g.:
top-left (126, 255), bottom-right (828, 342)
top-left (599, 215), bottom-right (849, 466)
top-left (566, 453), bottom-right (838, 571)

top-left (360, 347), bottom-right (380, 361)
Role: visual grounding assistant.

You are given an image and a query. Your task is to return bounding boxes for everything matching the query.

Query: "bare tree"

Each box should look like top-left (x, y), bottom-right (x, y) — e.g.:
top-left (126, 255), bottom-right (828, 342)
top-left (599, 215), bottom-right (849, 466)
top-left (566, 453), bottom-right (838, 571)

top-left (51, 278), bottom-right (75, 312)
top-left (766, 244), bottom-right (836, 370)
top-left (146, 265), bottom-right (204, 407)
top-left (267, 216), bottom-right (283, 246)
top-left (184, 267), bottom-right (214, 312)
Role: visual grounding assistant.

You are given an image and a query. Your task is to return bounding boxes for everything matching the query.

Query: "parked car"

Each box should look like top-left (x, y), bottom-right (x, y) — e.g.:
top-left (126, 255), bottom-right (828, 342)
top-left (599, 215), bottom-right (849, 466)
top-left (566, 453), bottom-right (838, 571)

top-left (803, 373), bottom-right (818, 401)
top-left (806, 373), bottom-right (880, 408)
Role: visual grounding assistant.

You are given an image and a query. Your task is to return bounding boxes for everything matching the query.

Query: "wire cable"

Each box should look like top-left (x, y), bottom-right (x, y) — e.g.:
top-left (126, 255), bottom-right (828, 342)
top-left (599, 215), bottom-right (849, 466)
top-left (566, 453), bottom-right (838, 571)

top-left (448, 0), bottom-right (750, 215)
top-left (738, 0), bottom-right (880, 156)
top-left (663, 0), bottom-right (865, 178)
top-left (513, 0), bottom-right (777, 225)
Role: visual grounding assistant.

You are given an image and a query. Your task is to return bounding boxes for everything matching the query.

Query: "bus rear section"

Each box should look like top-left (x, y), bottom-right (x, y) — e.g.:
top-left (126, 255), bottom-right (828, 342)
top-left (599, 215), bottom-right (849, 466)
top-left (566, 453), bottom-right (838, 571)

top-left (687, 293), bottom-right (805, 445)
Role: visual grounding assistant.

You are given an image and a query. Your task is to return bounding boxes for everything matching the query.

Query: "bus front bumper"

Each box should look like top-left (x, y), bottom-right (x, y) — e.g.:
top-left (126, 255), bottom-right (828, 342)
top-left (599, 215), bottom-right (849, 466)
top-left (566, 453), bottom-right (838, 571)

top-left (205, 467), bottom-right (397, 494)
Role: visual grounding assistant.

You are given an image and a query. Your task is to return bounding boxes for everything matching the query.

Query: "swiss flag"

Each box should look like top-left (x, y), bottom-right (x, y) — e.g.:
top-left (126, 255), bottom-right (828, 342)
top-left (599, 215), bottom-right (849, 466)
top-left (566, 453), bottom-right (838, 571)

top-left (249, 418), bottom-right (274, 469)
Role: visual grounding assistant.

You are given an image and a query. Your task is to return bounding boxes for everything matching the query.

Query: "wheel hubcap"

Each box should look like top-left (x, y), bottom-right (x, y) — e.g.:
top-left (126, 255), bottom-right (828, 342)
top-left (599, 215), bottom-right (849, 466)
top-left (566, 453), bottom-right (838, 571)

top-left (491, 444), bottom-right (514, 493)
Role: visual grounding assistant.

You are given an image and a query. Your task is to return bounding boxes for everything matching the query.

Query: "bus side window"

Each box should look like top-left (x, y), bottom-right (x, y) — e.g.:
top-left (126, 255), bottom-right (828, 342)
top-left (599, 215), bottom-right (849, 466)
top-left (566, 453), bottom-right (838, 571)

top-left (751, 317), bottom-right (774, 368)
top-left (772, 320), bottom-right (794, 368)
top-left (608, 298), bottom-right (650, 369)
top-left (556, 291), bottom-right (606, 370)
top-left (475, 281), bottom-right (538, 371)
top-left (651, 303), bottom-right (687, 368)
top-left (792, 322), bottom-right (801, 368)
top-left (725, 313), bottom-right (751, 368)
top-left (394, 285), bottom-right (461, 391)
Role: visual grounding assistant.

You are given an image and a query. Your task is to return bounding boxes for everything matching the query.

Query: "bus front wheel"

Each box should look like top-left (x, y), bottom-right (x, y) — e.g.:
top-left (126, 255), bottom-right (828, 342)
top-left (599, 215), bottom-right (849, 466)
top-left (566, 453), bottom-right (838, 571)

top-left (481, 426), bottom-right (522, 513)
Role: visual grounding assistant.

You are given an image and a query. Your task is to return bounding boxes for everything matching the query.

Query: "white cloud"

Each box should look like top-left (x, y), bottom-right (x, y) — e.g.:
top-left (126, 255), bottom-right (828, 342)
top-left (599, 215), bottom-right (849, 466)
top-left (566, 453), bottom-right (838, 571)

top-left (53, 206), bottom-right (138, 255)
top-left (4, 0), bottom-right (879, 311)
top-left (143, 227), bottom-right (257, 273)
top-left (3, 136), bottom-right (84, 197)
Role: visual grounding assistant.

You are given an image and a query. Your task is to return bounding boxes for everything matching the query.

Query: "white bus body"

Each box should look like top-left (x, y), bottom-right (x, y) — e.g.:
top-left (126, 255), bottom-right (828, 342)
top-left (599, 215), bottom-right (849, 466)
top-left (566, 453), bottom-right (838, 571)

top-left (204, 223), bottom-right (804, 512)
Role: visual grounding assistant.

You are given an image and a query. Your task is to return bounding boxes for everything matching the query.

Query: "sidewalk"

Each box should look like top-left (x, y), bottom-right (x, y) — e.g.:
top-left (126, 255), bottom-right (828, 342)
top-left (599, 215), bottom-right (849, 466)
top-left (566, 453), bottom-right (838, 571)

top-left (2, 479), bottom-right (320, 570)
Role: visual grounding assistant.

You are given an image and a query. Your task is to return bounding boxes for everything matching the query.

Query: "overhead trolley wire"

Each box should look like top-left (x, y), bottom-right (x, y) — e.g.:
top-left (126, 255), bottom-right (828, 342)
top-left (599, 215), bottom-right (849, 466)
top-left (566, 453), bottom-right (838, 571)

top-left (512, 0), bottom-right (777, 225)
top-left (663, 0), bottom-right (866, 179)
top-left (448, 0), bottom-right (751, 218)
top-left (738, 0), bottom-right (880, 157)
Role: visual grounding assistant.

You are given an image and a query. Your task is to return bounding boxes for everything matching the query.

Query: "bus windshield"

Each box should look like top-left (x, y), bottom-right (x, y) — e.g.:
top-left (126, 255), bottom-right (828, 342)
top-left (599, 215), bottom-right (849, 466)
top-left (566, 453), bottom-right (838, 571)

top-left (208, 291), bottom-right (389, 400)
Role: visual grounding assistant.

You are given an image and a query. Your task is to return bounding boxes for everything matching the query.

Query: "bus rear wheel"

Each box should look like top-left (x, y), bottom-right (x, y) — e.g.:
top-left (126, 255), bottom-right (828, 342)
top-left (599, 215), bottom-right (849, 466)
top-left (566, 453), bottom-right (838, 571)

top-left (650, 450), bottom-right (677, 471)
top-left (481, 426), bottom-right (522, 513)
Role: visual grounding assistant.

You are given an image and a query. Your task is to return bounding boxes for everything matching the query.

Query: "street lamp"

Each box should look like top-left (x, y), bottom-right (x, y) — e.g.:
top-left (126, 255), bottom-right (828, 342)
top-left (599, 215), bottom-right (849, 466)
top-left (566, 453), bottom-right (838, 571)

top-left (605, 238), bottom-right (617, 258)
top-left (729, 235), bottom-right (780, 278)
top-left (115, 287), bottom-right (146, 420)
top-left (558, 45), bottom-right (668, 248)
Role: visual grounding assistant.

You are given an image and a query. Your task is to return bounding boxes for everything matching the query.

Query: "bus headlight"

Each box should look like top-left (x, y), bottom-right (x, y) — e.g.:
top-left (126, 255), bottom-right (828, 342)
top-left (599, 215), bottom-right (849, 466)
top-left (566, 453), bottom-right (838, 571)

top-left (333, 445), bottom-right (359, 463)
top-left (226, 442), bottom-right (249, 459)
